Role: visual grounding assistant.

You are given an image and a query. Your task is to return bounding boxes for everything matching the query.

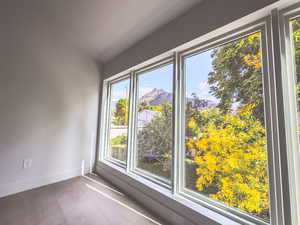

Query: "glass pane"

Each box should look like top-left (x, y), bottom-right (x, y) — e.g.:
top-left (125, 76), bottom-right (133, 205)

top-left (108, 79), bottom-right (130, 162)
top-left (184, 32), bottom-right (270, 221)
top-left (290, 18), bottom-right (300, 141)
top-left (135, 63), bottom-right (173, 180)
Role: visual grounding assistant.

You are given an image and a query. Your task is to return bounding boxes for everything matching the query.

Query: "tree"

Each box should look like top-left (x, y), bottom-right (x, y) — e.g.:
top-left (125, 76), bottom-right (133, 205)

top-left (186, 94), bottom-right (210, 139)
top-left (111, 134), bottom-right (127, 145)
top-left (137, 103), bottom-right (173, 178)
top-left (138, 101), bottom-right (150, 112)
top-left (208, 33), bottom-right (264, 121)
top-left (137, 103), bottom-right (172, 157)
top-left (113, 98), bottom-right (129, 126)
top-left (292, 18), bottom-right (300, 81)
top-left (186, 104), bottom-right (269, 219)
top-left (291, 19), bottom-right (300, 109)
top-left (138, 101), bottom-right (162, 112)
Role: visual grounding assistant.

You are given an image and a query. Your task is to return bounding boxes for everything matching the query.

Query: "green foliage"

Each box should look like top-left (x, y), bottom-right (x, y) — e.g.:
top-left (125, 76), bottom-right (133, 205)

top-left (186, 95), bottom-right (221, 138)
top-left (138, 101), bottom-right (149, 112)
top-left (292, 18), bottom-right (300, 82)
top-left (111, 134), bottom-right (127, 145)
top-left (292, 18), bottom-right (300, 109)
top-left (137, 103), bottom-right (173, 177)
top-left (138, 161), bottom-right (171, 179)
top-left (208, 33), bottom-right (264, 121)
top-left (137, 103), bottom-right (172, 157)
top-left (113, 98), bottom-right (129, 126)
top-left (138, 101), bottom-right (162, 112)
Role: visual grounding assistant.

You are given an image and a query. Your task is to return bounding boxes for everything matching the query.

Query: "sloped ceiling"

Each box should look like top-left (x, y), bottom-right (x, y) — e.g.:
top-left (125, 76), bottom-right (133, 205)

top-left (2, 0), bottom-right (202, 62)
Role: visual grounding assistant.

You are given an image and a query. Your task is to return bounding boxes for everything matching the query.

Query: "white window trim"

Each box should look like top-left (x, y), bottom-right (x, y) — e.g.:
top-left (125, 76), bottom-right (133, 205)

top-left (279, 3), bottom-right (300, 225)
top-left (130, 57), bottom-right (175, 187)
top-left (99, 74), bottom-right (131, 168)
top-left (175, 18), bottom-right (277, 225)
top-left (97, 13), bottom-right (295, 225)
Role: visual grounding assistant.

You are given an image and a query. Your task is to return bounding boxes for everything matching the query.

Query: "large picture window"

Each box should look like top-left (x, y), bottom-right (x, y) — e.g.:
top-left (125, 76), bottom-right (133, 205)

top-left (134, 62), bottom-right (174, 182)
top-left (182, 32), bottom-right (270, 222)
top-left (99, 12), bottom-right (297, 224)
top-left (106, 78), bottom-right (130, 163)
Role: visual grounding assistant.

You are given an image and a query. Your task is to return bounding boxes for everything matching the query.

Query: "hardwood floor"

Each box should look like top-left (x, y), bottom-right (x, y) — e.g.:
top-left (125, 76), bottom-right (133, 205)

top-left (0, 174), bottom-right (166, 225)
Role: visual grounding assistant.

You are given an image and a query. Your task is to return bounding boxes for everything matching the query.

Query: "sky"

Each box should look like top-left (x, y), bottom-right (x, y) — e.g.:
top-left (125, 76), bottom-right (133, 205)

top-left (111, 49), bottom-right (219, 103)
top-left (185, 49), bottom-right (219, 103)
top-left (111, 79), bottom-right (130, 101)
top-left (138, 63), bottom-right (173, 97)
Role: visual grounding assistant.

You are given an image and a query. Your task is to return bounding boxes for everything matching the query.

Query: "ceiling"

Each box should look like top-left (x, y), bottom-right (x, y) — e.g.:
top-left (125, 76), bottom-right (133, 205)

top-left (68, 0), bottom-right (203, 62)
top-left (3, 0), bottom-right (203, 63)
top-left (68, 0), bottom-right (204, 62)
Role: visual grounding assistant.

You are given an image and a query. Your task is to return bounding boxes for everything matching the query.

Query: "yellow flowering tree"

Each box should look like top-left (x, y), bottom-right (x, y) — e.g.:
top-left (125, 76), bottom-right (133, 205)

top-left (186, 104), bottom-right (269, 219)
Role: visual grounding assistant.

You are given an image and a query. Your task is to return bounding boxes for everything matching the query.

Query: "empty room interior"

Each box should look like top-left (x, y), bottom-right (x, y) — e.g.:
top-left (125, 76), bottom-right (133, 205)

top-left (1, 0), bottom-right (300, 225)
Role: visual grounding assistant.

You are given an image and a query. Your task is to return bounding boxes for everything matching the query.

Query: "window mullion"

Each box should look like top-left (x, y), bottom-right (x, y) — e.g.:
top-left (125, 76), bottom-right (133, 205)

top-left (172, 52), bottom-right (179, 194)
top-left (279, 5), bottom-right (300, 225)
top-left (127, 71), bottom-right (138, 172)
top-left (262, 13), bottom-right (286, 225)
top-left (99, 80), bottom-right (109, 161)
top-left (177, 52), bottom-right (186, 195)
top-left (104, 81), bottom-right (112, 161)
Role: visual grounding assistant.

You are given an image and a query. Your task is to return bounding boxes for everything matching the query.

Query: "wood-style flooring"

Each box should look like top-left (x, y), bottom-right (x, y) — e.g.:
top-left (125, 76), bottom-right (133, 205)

top-left (0, 174), bottom-right (166, 225)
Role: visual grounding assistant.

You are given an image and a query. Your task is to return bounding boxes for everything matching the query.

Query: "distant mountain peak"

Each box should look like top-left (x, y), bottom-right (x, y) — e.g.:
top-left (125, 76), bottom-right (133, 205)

top-left (146, 88), bottom-right (165, 95)
top-left (140, 88), bottom-right (172, 106)
top-left (139, 88), bottom-right (218, 108)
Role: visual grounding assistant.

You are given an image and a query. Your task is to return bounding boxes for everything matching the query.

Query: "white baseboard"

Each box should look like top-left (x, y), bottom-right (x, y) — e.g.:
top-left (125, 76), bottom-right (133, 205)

top-left (0, 166), bottom-right (91, 198)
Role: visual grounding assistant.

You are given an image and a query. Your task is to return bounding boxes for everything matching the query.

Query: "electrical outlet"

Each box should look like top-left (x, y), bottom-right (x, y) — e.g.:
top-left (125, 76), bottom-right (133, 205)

top-left (23, 159), bottom-right (32, 169)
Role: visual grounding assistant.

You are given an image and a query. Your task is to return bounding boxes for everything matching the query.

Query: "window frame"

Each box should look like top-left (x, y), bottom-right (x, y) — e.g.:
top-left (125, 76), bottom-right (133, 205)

top-left (130, 57), bottom-right (175, 188)
top-left (101, 74), bottom-right (132, 168)
top-left (98, 16), bottom-right (291, 225)
top-left (175, 19), bottom-right (276, 225)
top-left (279, 4), bottom-right (300, 225)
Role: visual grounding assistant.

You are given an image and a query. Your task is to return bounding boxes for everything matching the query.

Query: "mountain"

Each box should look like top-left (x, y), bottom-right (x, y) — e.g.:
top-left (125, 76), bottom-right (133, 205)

top-left (139, 88), bottom-right (218, 108)
top-left (139, 88), bottom-right (173, 106)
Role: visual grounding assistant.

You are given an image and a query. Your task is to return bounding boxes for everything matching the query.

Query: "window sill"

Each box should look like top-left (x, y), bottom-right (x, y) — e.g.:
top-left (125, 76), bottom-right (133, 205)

top-left (96, 160), bottom-right (246, 225)
top-left (99, 159), bottom-right (172, 197)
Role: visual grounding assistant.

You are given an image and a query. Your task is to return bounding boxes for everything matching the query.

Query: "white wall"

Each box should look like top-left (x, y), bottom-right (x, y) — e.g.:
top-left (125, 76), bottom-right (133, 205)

top-left (0, 2), bottom-right (100, 197)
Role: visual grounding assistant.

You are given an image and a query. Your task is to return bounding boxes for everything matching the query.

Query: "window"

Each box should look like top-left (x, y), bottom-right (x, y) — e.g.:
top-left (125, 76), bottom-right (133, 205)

top-left (134, 62), bottom-right (174, 182)
top-left (99, 12), bottom-right (296, 224)
top-left (106, 78), bottom-right (130, 163)
top-left (182, 32), bottom-right (270, 222)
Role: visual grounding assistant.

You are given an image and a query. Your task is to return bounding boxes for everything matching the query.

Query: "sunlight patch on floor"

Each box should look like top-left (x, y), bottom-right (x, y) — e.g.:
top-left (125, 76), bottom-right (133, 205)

top-left (86, 183), bottom-right (162, 225)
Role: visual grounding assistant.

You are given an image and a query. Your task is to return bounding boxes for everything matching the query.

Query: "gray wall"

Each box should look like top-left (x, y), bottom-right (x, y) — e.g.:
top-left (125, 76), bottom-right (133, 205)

top-left (0, 2), bottom-right (100, 197)
top-left (103, 0), bottom-right (278, 78)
